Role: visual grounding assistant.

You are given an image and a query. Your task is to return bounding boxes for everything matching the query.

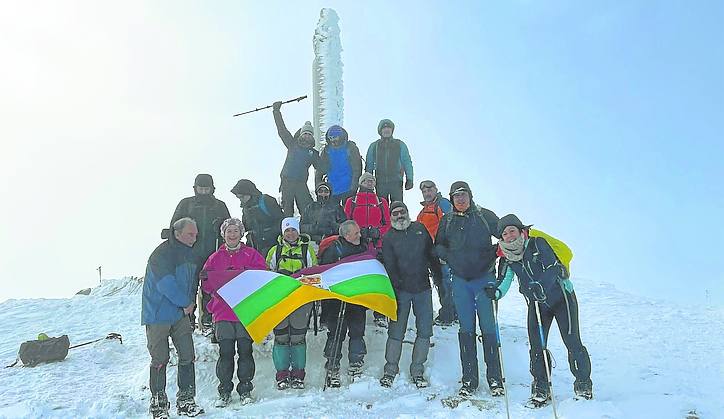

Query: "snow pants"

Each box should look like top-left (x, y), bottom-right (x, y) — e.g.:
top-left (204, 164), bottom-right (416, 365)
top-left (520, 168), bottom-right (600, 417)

top-left (435, 263), bottom-right (457, 323)
top-left (527, 290), bottom-right (592, 392)
top-left (376, 179), bottom-right (403, 204)
top-left (273, 303), bottom-right (312, 381)
top-left (145, 316), bottom-right (196, 401)
top-left (323, 300), bottom-right (367, 370)
top-left (214, 320), bottom-right (255, 395)
top-left (281, 179), bottom-right (313, 217)
top-left (383, 288), bottom-right (433, 378)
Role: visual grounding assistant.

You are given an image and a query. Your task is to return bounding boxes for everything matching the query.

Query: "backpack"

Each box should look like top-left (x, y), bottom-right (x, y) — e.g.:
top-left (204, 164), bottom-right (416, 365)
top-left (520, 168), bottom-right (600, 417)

top-left (18, 335), bottom-right (70, 367)
top-left (528, 228), bottom-right (573, 277)
top-left (274, 242), bottom-right (310, 274)
top-left (317, 235), bottom-right (343, 261)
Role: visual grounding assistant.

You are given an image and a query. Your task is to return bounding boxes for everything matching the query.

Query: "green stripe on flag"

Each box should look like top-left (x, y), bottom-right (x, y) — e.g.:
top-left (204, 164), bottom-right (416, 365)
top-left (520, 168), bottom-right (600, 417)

top-left (329, 274), bottom-right (395, 299)
top-left (233, 276), bottom-right (301, 324)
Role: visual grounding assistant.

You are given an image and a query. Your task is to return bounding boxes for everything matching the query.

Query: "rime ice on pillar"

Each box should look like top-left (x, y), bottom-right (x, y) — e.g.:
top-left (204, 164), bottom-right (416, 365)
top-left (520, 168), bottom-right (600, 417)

top-left (312, 8), bottom-right (344, 150)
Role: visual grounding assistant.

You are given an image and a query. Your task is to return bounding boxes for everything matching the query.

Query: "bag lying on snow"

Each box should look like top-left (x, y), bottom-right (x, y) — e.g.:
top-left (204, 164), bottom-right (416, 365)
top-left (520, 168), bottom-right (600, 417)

top-left (18, 334), bottom-right (71, 367)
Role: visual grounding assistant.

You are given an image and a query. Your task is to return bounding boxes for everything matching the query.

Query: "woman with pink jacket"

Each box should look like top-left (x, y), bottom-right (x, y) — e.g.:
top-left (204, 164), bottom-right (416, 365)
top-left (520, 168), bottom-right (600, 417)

top-left (200, 218), bottom-right (266, 408)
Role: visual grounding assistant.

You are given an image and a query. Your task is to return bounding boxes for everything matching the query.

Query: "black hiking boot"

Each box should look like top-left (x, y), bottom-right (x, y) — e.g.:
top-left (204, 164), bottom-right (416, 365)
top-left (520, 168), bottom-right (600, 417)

top-left (176, 398), bottom-right (204, 417)
top-left (214, 392), bottom-right (231, 408)
top-left (458, 381), bottom-right (476, 398)
top-left (326, 369), bottom-right (341, 388)
top-left (412, 376), bottom-right (429, 389)
top-left (488, 378), bottom-right (505, 397)
top-left (379, 374), bottom-right (394, 388)
top-left (149, 394), bottom-right (170, 419)
top-left (574, 379), bottom-right (593, 400)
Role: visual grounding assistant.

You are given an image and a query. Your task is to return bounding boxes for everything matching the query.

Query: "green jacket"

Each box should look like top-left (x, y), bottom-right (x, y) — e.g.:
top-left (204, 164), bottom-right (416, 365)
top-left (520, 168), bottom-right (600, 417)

top-left (266, 234), bottom-right (317, 275)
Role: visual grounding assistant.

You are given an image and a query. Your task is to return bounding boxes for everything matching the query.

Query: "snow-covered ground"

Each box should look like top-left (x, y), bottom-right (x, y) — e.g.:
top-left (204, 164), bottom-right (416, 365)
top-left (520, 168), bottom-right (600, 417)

top-left (1, 276), bottom-right (722, 418)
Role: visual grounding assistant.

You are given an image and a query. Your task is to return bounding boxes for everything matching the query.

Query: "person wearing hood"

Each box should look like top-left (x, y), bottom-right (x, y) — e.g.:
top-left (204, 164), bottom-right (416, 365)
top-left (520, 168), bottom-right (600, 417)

top-left (416, 180), bottom-right (456, 326)
top-left (170, 173), bottom-right (231, 331)
top-left (200, 218), bottom-right (267, 408)
top-left (364, 119), bottom-right (414, 203)
top-left (315, 125), bottom-right (362, 204)
top-left (495, 214), bottom-right (593, 406)
top-left (343, 172), bottom-right (391, 251)
top-left (272, 101), bottom-right (321, 217)
top-left (266, 217), bottom-right (318, 391)
top-left (230, 179), bottom-right (284, 258)
top-left (142, 217), bottom-right (204, 418)
top-left (434, 181), bottom-right (504, 398)
top-left (379, 202), bottom-right (441, 389)
top-left (299, 182), bottom-right (346, 244)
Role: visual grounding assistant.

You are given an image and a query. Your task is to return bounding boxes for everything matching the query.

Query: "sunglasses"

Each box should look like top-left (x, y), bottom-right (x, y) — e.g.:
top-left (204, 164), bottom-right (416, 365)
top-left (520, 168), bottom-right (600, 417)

top-left (391, 209), bottom-right (407, 216)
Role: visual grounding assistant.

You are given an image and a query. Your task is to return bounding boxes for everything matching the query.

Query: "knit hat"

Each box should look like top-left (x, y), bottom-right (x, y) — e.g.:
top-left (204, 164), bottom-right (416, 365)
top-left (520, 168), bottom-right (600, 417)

top-left (194, 174), bottom-right (214, 188)
top-left (231, 179), bottom-right (261, 196)
top-left (300, 121), bottom-right (314, 136)
top-left (449, 181), bottom-right (473, 200)
top-left (281, 217), bottom-right (300, 233)
top-left (377, 119), bottom-right (395, 136)
top-left (419, 180), bottom-right (436, 190)
top-left (389, 201), bottom-right (408, 213)
top-left (497, 214), bottom-right (530, 237)
top-left (359, 172), bottom-right (376, 186)
top-left (220, 217), bottom-right (244, 236)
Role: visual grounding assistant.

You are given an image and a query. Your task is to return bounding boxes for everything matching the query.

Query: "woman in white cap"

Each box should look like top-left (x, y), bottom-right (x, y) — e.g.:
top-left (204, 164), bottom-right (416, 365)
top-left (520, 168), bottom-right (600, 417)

top-left (266, 217), bottom-right (318, 390)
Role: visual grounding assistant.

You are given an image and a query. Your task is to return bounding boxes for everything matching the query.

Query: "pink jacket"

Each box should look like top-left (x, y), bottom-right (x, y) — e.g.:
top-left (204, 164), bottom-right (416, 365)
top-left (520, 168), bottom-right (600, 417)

top-left (201, 244), bottom-right (267, 323)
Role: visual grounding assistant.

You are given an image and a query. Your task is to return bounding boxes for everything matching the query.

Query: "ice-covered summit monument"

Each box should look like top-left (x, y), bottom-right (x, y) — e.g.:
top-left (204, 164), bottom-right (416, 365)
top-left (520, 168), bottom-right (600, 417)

top-left (312, 8), bottom-right (343, 150)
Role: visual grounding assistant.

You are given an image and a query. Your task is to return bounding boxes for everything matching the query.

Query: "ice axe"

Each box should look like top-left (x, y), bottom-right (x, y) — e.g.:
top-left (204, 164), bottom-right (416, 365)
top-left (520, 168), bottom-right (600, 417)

top-left (233, 95), bottom-right (307, 117)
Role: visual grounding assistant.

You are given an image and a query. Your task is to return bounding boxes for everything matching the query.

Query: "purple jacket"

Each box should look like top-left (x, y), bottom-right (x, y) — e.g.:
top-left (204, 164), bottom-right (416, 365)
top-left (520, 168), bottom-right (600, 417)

top-left (201, 244), bottom-right (267, 323)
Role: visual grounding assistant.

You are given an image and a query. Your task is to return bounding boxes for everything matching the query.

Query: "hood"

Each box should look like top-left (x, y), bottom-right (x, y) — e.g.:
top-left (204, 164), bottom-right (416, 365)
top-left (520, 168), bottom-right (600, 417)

top-left (230, 179), bottom-right (262, 197)
top-left (325, 125), bottom-right (349, 147)
top-left (377, 119), bottom-right (395, 137)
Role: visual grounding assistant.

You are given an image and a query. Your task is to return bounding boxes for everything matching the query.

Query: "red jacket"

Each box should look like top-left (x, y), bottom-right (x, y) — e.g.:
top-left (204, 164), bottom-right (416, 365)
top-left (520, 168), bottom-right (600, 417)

top-left (344, 191), bottom-right (391, 248)
top-left (201, 244), bottom-right (267, 323)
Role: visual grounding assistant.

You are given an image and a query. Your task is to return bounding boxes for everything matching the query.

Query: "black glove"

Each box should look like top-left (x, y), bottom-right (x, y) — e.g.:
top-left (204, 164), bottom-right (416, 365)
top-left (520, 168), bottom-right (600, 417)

top-left (272, 101), bottom-right (282, 111)
top-left (484, 283), bottom-right (499, 300)
top-left (404, 179), bottom-right (414, 190)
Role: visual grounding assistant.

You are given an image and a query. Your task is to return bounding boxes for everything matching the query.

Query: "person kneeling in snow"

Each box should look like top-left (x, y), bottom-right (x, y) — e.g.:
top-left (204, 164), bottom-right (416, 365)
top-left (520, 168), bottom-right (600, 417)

top-left (200, 218), bottom-right (267, 407)
top-left (496, 214), bottom-right (593, 407)
top-left (379, 202), bottom-right (441, 389)
top-left (142, 217), bottom-right (204, 417)
top-left (266, 217), bottom-right (317, 390)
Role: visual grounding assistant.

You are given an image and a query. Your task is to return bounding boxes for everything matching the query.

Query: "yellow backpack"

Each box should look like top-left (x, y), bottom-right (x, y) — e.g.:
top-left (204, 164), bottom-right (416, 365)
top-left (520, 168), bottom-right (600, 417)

top-left (528, 228), bottom-right (573, 276)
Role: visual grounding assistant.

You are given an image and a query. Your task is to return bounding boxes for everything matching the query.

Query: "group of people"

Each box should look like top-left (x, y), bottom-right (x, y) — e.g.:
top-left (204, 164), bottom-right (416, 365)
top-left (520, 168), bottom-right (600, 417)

top-left (140, 103), bottom-right (593, 418)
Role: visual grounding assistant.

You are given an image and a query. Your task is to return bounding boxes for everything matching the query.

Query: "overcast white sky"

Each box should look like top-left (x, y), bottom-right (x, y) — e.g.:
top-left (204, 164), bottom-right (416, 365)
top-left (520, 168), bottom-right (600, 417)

top-left (1, 1), bottom-right (722, 306)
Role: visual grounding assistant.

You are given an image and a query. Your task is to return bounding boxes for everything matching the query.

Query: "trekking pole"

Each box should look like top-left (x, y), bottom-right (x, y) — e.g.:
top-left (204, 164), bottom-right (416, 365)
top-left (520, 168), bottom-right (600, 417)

top-left (487, 293), bottom-right (511, 419)
top-left (533, 300), bottom-right (559, 419)
top-left (69, 333), bottom-right (123, 349)
top-left (232, 95), bottom-right (307, 117)
top-left (323, 301), bottom-right (347, 391)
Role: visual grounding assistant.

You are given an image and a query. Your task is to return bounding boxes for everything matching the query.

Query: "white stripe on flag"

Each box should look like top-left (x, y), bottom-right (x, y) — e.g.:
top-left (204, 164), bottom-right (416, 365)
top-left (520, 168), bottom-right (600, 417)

top-left (321, 259), bottom-right (388, 287)
top-left (217, 270), bottom-right (280, 307)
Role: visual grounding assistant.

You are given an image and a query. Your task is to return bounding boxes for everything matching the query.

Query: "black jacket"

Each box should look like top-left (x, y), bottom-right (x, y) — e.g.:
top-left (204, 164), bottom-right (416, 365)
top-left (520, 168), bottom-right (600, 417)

top-left (319, 237), bottom-right (368, 265)
top-left (435, 203), bottom-right (500, 280)
top-left (382, 222), bottom-right (442, 293)
top-left (503, 237), bottom-right (568, 308)
top-left (241, 194), bottom-right (284, 256)
top-left (171, 195), bottom-right (231, 262)
top-left (300, 199), bottom-right (347, 242)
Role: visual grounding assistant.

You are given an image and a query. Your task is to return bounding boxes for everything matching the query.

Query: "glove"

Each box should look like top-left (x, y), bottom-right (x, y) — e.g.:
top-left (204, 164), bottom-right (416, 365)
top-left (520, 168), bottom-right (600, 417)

top-left (404, 179), bottom-right (414, 190)
top-left (484, 283), bottom-right (499, 300)
top-left (272, 101), bottom-right (282, 111)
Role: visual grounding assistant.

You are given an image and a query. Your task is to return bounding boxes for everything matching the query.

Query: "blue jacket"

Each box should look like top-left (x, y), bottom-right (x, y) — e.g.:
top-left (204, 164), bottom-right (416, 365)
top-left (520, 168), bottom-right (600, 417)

top-left (141, 238), bottom-right (197, 325)
top-left (364, 138), bottom-right (413, 183)
top-left (273, 109), bottom-right (320, 182)
top-left (435, 203), bottom-right (500, 280)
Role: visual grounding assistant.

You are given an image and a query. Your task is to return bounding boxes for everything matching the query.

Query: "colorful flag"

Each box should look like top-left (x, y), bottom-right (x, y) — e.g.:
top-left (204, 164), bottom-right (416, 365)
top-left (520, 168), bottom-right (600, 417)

top-left (217, 254), bottom-right (396, 343)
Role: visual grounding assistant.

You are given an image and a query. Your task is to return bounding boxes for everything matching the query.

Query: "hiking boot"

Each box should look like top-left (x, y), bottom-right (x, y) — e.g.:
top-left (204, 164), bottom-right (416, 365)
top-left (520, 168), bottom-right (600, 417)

top-left (176, 398), bottom-right (204, 417)
top-left (149, 394), bottom-right (170, 419)
top-left (276, 377), bottom-right (290, 390)
top-left (489, 378), bottom-right (505, 397)
top-left (526, 382), bottom-right (551, 408)
top-left (326, 369), bottom-right (341, 388)
top-left (574, 379), bottom-right (593, 400)
top-left (290, 377), bottom-right (305, 389)
top-left (458, 381), bottom-right (476, 398)
top-left (348, 360), bottom-right (364, 377)
top-left (238, 391), bottom-right (254, 405)
top-left (412, 376), bottom-right (429, 389)
top-left (379, 374), bottom-right (394, 388)
top-left (214, 392), bottom-right (231, 408)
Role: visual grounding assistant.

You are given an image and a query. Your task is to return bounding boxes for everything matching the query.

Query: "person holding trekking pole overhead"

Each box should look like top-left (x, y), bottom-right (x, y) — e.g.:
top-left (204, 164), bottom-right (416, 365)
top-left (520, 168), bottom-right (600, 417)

top-left (495, 214), bottom-right (593, 408)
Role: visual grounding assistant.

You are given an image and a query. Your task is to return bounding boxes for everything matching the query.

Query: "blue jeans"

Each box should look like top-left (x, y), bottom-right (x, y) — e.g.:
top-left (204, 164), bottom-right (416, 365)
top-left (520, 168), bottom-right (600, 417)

top-left (451, 271), bottom-right (502, 387)
top-left (384, 289), bottom-right (433, 377)
top-left (436, 264), bottom-right (457, 323)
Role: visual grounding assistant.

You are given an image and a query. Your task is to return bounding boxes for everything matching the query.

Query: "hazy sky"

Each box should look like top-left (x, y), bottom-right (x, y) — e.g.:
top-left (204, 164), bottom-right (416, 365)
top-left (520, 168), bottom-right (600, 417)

top-left (1, 1), bottom-right (722, 306)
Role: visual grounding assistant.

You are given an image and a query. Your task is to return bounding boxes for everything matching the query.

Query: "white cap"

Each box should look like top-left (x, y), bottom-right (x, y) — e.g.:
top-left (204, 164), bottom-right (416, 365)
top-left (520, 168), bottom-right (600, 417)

top-left (281, 217), bottom-right (300, 233)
